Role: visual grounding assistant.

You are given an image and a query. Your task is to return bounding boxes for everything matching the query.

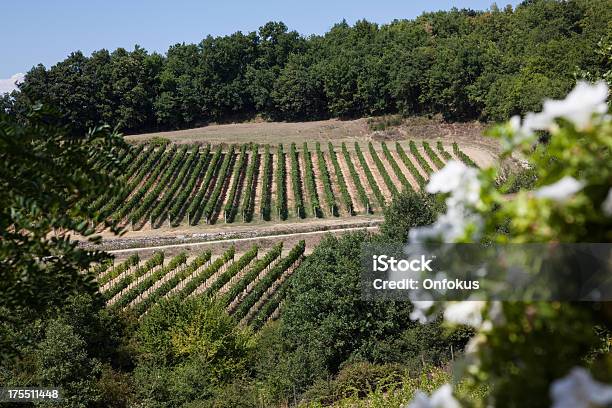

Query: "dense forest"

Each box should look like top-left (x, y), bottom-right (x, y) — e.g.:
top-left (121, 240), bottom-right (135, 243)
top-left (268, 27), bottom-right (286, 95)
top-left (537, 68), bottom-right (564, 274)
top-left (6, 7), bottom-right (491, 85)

top-left (2, 0), bottom-right (611, 134)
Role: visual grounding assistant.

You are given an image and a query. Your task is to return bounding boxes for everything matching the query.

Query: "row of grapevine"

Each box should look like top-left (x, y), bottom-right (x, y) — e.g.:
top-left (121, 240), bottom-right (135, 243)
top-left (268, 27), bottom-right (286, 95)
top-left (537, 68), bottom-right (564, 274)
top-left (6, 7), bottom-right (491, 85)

top-left (112, 145), bottom-right (176, 221)
top-left (97, 254), bottom-right (139, 286)
top-left (132, 250), bottom-right (213, 317)
top-left (315, 142), bottom-right (338, 216)
top-left (381, 142), bottom-right (412, 192)
top-left (290, 143), bottom-right (305, 218)
top-left (341, 143), bottom-right (371, 213)
top-left (276, 144), bottom-right (287, 220)
top-left (130, 145), bottom-right (189, 225)
top-left (422, 141), bottom-right (444, 169)
top-left (187, 145), bottom-right (223, 225)
top-left (231, 240), bottom-right (305, 321)
top-left (89, 144), bottom-right (146, 213)
top-left (396, 142), bottom-right (426, 189)
top-left (249, 268), bottom-right (293, 330)
top-left (327, 143), bottom-right (354, 215)
top-left (203, 145), bottom-right (235, 223)
top-left (169, 146), bottom-right (211, 226)
top-left (103, 252), bottom-right (164, 302)
top-left (111, 252), bottom-right (188, 310)
top-left (224, 144), bottom-right (248, 223)
top-left (240, 144), bottom-right (259, 222)
top-left (354, 142), bottom-right (386, 207)
top-left (409, 141), bottom-right (434, 175)
top-left (437, 141), bottom-right (453, 160)
top-left (174, 246), bottom-right (235, 299)
top-left (101, 145), bottom-right (168, 219)
top-left (260, 145), bottom-right (272, 220)
top-left (96, 141), bottom-right (474, 227)
top-left (201, 245), bottom-right (259, 297)
top-left (150, 147), bottom-right (199, 225)
top-left (453, 142), bottom-right (479, 167)
top-left (92, 260), bottom-right (113, 277)
top-left (302, 143), bottom-right (321, 217)
top-left (221, 243), bottom-right (283, 308)
top-left (368, 142), bottom-right (399, 196)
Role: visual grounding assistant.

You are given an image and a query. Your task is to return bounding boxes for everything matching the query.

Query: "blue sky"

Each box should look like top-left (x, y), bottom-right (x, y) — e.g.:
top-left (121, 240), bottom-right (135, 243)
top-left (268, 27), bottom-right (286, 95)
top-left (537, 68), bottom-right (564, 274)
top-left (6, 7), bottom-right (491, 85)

top-left (0, 0), bottom-right (520, 80)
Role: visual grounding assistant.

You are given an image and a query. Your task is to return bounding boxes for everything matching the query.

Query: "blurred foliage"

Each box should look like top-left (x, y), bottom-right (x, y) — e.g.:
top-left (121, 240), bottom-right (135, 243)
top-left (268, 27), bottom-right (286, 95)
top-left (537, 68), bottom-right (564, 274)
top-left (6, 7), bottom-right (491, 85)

top-left (0, 105), bottom-right (128, 358)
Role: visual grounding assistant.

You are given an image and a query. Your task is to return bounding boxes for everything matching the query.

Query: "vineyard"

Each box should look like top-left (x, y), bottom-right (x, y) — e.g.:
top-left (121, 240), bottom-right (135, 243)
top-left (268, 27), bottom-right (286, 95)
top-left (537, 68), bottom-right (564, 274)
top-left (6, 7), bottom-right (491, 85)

top-left (91, 141), bottom-right (480, 229)
top-left (95, 241), bottom-right (306, 330)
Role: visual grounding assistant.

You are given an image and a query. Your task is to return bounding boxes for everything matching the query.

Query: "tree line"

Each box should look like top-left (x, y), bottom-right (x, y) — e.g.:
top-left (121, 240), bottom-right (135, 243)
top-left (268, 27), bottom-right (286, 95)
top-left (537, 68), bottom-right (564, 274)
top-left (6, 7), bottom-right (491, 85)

top-left (2, 0), bottom-right (611, 135)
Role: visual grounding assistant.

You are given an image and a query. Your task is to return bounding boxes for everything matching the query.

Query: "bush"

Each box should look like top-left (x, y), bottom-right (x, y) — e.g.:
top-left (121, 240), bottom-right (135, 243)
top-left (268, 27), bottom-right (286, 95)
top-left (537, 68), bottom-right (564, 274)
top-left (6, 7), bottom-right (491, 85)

top-left (302, 362), bottom-right (406, 404)
top-left (147, 136), bottom-right (171, 147)
top-left (379, 190), bottom-right (440, 242)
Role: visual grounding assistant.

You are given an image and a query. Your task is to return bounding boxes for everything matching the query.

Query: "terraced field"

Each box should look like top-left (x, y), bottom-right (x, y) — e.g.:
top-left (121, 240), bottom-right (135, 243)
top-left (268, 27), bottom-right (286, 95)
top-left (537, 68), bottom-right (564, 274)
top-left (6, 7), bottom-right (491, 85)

top-left (91, 141), bottom-right (479, 231)
top-left (94, 241), bottom-right (306, 331)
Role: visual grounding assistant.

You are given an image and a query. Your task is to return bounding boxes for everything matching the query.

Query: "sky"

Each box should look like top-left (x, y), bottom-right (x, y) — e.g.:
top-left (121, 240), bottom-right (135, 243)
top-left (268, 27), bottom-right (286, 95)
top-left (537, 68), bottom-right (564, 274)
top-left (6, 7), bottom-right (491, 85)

top-left (0, 0), bottom-right (521, 92)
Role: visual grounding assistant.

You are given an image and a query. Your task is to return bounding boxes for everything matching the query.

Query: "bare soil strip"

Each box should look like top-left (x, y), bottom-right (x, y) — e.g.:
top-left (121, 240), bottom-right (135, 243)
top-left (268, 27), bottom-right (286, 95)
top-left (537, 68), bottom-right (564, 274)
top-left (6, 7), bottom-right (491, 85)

top-left (324, 151), bottom-right (347, 216)
top-left (252, 152), bottom-right (264, 220)
top-left (336, 149), bottom-right (367, 214)
top-left (360, 142), bottom-right (393, 201)
top-left (374, 144), bottom-right (404, 195)
top-left (284, 149), bottom-right (296, 218)
top-left (309, 143), bottom-right (332, 217)
top-left (299, 147), bottom-right (316, 217)
top-left (269, 148), bottom-right (278, 218)
top-left (459, 146), bottom-right (494, 168)
top-left (397, 141), bottom-right (429, 180)
top-left (417, 146), bottom-right (438, 174)
top-left (390, 150), bottom-right (421, 191)
top-left (240, 258), bottom-right (302, 325)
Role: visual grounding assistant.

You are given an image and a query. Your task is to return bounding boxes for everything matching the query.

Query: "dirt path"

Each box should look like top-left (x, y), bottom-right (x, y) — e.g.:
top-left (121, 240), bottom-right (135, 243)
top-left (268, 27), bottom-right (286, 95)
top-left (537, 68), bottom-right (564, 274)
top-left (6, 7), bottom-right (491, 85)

top-left (460, 146), bottom-right (495, 168)
top-left (108, 222), bottom-right (381, 260)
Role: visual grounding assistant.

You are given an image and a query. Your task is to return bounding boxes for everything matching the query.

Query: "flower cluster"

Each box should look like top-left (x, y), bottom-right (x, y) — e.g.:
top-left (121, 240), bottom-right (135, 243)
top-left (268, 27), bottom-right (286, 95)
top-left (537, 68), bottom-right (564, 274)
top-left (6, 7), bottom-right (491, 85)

top-left (402, 81), bottom-right (611, 407)
top-left (409, 161), bottom-right (483, 243)
top-left (504, 81), bottom-right (609, 152)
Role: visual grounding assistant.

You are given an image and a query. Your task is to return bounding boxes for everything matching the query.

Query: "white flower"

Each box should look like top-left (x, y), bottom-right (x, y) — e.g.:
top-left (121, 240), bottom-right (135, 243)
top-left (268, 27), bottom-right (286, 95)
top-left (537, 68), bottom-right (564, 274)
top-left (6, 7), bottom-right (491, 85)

top-left (443, 301), bottom-right (486, 328)
top-left (521, 111), bottom-right (554, 134)
top-left (541, 81), bottom-right (609, 130)
top-left (534, 176), bottom-right (585, 202)
top-left (410, 300), bottom-right (434, 323)
top-left (410, 161), bottom-right (482, 243)
top-left (551, 367), bottom-right (612, 408)
top-left (504, 81), bottom-right (609, 151)
top-left (602, 188), bottom-right (612, 216)
top-left (409, 206), bottom-right (483, 244)
top-left (405, 384), bottom-right (461, 408)
top-left (426, 161), bottom-right (480, 205)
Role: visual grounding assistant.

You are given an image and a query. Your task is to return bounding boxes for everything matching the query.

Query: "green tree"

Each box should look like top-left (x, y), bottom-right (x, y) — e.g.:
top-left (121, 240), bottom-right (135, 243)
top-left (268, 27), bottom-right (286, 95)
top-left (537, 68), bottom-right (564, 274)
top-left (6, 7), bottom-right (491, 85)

top-left (379, 190), bottom-right (440, 242)
top-left (35, 319), bottom-right (103, 407)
